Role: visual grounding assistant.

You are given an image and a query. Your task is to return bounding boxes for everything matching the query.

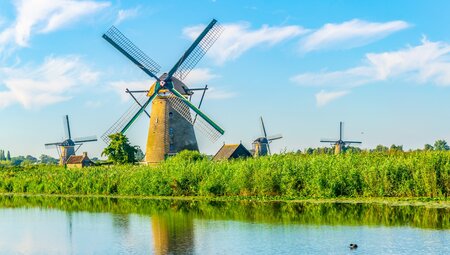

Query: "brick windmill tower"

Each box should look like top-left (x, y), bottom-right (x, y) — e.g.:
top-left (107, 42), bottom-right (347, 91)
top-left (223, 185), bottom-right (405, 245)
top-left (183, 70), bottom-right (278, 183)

top-left (101, 19), bottom-right (224, 164)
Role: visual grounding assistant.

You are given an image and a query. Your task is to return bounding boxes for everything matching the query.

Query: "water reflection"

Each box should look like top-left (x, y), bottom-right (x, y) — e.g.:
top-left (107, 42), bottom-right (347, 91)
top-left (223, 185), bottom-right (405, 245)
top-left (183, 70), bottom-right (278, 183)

top-left (152, 214), bottom-right (194, 255)
top-left (0, 195), bottom-right (448, 230)
top-left (0, 195), bottom-right (449, 255)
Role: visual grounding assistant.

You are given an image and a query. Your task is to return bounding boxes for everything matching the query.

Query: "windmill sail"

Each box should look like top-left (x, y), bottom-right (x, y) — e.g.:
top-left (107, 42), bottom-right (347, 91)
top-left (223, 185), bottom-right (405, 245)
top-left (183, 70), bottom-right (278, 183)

top-left (166, 90), bottom-right (222, 142)
top-left (73, 136), bottom-right (98, 143)
top-left (45, 142), bottom-right (63, 149)
top-left (268, 134), bottom-right (283, 141)
top-left (63, 115), bottom-right (71, 139)
top-left (101, 92), bottom-right (149, 144)
top-left (101, 19), bottom-right (225, 146)
top-left (103, 26), bottom-right (161, 80)
top-left (167, 19), bottom-right (224, 81)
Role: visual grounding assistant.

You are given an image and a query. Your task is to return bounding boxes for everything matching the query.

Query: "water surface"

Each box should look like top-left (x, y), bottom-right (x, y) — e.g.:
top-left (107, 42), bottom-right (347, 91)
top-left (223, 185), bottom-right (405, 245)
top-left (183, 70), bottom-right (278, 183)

top-left (0, 196), bottom-right (448, 254)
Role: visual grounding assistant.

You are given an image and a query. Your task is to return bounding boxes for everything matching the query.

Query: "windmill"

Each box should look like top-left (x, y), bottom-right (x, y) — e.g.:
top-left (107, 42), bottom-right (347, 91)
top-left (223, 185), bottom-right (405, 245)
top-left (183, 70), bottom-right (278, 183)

top-left (320, 121), bottom-right (361, 154)
top-left (101, 19), bottom-right (225, 164)
top-left (45, 115), bottom-right (97, 165)
top-left (252, 116), bottom-right (283, 156)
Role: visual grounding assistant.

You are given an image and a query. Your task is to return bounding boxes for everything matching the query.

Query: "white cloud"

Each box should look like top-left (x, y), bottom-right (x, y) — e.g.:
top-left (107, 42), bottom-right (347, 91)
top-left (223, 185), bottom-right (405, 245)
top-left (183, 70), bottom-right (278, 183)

top-left (114, 7), bottom-right (139, 25)
top-left (183, 68), bottom-right (218, 85)
top-left (315, 90), bottom-right (349, 106)
top-left (291, 66), bottom-right (375, 88)
top-left (0, 0), bottom-right (110, 49)
top-left (0, 55), bottom-right (99, 109)
top-left (292, 37), bottom-right (450, 88)
top-left (300, 19), bottom-right (409, 52)
top-left (183, 22), bottom-right (307, 64)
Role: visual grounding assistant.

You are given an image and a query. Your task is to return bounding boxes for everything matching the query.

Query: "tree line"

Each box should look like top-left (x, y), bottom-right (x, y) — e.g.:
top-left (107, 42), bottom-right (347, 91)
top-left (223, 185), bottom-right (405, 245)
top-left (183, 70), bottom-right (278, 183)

top-left (302, 139), bottom-right (450, 154)
top-left (0, 149), bottom-right (59, 166)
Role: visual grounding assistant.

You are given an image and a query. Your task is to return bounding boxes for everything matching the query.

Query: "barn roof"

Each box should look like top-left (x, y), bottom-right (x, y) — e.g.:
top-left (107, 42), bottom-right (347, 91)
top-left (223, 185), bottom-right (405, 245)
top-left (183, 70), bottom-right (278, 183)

top-left (66, 153), bottom-right (92, 165)
top-left (213, 144), bottom-right (252, 161)
top-left (66, 155), bottom-right (84, 164)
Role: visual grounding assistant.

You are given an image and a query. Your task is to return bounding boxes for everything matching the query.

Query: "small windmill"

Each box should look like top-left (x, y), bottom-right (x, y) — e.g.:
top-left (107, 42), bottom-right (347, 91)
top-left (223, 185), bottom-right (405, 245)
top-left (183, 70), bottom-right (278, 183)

top-left (45, 115), bottom-right (97, 165)
top-left (320, 121), bottom-right (361, 154)
top-left (252, 116), bottom-right (282, 156)
top-left (101, 19), bottom-right (225, 163)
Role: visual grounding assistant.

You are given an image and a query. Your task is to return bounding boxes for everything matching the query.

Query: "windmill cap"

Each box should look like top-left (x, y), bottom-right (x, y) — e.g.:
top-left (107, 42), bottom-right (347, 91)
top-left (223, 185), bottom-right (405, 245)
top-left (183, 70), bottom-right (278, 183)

top-left (61, 139), bottom-right (75, 146)
top-left (159, 73), bottom-right (192, 95)
top-left (253, 137), bottom-right (268, 143)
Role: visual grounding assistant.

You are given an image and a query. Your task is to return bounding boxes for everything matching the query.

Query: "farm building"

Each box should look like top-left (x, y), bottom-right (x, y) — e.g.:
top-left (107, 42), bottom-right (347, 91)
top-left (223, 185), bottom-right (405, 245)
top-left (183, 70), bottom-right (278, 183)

top-left (66, 152), bottom-right (94, 168)
top-left (213, 143), bottom-right (252, 161)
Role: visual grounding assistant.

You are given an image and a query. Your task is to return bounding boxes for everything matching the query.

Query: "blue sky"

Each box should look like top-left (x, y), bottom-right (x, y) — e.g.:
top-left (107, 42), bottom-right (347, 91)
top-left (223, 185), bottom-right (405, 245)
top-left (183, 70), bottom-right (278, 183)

top-left (1, 0), bottom-right (450, 158)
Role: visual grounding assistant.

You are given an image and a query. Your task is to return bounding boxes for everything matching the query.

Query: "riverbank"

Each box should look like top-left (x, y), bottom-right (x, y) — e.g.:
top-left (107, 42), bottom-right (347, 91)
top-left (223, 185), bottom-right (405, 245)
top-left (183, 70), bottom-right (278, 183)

top-left (1, 151), bottom-right (449, 198)
top-left (1, 193), bottom-right (449, 208)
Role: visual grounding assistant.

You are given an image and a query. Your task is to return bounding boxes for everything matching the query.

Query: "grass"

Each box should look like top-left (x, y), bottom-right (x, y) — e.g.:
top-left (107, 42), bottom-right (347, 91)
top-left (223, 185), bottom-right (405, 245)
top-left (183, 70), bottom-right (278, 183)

top-left (0, 150), bottom-right (449, 199)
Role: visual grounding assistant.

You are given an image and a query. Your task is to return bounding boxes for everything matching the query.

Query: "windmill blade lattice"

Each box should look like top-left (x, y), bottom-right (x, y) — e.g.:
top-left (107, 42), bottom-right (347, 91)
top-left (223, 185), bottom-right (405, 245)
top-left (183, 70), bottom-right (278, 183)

top-left (101, 92), bottom-right (149, 144)
top-left (103, 26), bottom-right (162, 79)
top-left (73, 136), bottom-right (98, 143)
top-left (45, 142), bottom-right (62, 149)
top-left (166, 93), bottom-right (222, 142)
top-left (172, 21), bottom-right (224, 81)
top-left (268, 134), bottom-right (283, 141)
top-left (63, 115), bottom-right (72, 139)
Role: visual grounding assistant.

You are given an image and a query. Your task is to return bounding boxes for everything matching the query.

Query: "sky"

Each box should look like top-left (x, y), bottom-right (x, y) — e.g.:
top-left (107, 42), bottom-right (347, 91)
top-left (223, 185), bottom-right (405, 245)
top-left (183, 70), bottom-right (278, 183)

top-left (1, 0), bottom-right (450, 158)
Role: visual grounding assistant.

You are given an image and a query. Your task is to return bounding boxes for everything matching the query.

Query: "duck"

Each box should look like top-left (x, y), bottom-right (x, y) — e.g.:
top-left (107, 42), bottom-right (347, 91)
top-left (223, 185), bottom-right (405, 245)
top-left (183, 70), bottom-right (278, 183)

top-left (349, 243), bottom-right (358, 249)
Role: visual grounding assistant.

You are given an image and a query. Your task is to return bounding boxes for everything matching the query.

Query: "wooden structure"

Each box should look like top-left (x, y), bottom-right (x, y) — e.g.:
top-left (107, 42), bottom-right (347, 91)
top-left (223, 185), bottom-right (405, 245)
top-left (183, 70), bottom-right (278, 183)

top-left (213, 143), bottom-right (252, 161)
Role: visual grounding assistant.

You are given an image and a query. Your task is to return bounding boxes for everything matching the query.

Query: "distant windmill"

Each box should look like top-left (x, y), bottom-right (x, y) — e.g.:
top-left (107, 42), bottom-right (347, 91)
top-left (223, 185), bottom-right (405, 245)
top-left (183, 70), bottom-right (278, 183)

top-left (252, 116), bottom-right (282, 156)
top-left (101, 19), bottom-right (225, 164)
top-left (45, 115), bottom-right (97, 165)
top-left (320, 121), bottom-right (361, 154)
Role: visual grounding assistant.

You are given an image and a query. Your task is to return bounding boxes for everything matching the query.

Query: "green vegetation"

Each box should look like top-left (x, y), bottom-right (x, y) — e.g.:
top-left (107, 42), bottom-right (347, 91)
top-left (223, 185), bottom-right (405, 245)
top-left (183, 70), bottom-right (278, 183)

top-left (1, 150), bottom-right (449, 198)
top-left (0, 148), bottom-right (59, 166)
top-left (102, 133), bottom-right (139, 164)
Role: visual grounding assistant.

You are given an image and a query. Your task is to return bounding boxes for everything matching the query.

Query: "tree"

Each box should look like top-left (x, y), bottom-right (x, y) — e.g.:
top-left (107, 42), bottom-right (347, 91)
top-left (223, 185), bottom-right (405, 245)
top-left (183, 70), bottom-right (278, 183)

top-left (102, 133), bottom-right (138, 164)
top-left (6, 151), bottom-right (11, 161)
top-left (11, 156), bottom-right (25, 166)
top-left (424, 144), bottom-right (434, 151)
top-left (345, 146), bottom-right (362, 153)
top-left (373, 145), bottom-right (388, 152)
top-left (39, 154), bottom-right (59, 165)
top-left (389, 144), bottom-right (403, 152)
top-left (434, 140), bottom-right (449, 151)
top-left (134, 146), bottom-right (145, 162)
top-left (304, 148), bottom-right (314, 155)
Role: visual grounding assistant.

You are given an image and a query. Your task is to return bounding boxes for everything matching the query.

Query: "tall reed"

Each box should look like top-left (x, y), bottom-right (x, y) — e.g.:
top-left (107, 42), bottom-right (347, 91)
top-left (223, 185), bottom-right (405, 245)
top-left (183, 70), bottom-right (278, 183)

top-left (0, 151), bottom-right (449, 198)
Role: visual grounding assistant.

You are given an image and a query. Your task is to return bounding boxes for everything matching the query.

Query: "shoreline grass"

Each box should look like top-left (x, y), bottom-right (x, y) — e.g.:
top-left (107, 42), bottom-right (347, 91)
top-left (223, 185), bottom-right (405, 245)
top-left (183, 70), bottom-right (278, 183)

top-left (1, 151), bottom-right (449, 199)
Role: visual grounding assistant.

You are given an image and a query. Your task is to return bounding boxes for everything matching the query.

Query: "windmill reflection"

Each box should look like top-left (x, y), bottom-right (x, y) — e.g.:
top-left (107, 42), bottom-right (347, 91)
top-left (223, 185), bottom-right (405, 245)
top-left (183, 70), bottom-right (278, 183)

top-left (151, 213), bottom-right (195, 255)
